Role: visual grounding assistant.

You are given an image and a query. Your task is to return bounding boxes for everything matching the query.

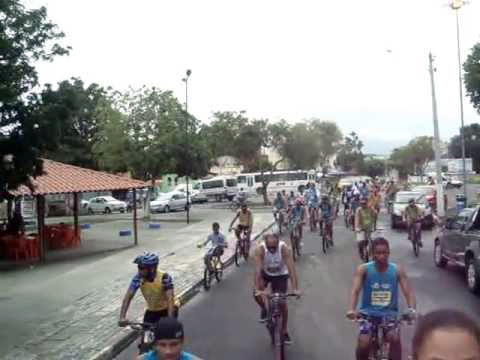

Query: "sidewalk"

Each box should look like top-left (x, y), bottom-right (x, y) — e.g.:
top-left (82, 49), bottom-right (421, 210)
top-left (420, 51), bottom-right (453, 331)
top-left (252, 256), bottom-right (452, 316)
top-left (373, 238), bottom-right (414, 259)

top-left (0, 210), bottom-right (274, 360)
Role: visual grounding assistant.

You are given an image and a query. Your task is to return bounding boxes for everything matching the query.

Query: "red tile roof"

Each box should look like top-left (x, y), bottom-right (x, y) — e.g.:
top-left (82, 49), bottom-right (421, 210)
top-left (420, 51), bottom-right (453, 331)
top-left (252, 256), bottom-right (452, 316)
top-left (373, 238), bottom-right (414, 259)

top-left (11, 159), bottom-right (148, 196)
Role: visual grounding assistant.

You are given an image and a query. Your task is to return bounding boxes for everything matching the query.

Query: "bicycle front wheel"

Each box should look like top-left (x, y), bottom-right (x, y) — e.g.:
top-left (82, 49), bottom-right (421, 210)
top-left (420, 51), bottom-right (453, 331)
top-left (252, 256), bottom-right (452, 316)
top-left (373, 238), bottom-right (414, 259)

top-left (234, 244), bottom-right (241, 267)
top-left (272, 315), bottom-right (285, 360)
top-left (203, 267), bottom-right (211, 290)
top-left (291, 236), bottom-right (298, 262)
top-left (215, 260), bottom-right (224, 282)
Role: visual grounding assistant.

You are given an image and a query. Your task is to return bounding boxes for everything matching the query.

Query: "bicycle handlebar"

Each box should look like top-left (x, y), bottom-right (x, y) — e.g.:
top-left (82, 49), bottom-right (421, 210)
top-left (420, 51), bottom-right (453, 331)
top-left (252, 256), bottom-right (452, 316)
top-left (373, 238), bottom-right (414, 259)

top-left (125, 321), bottom-right (155, 331)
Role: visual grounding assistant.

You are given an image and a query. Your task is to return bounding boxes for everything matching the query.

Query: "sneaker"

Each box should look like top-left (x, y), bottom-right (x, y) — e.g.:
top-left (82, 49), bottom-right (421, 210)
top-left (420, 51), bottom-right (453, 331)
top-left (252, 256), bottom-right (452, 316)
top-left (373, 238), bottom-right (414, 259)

top-left (299, 242), bottom-right (304, 249)
top-left (419, 240), bottom-right (423, 248)
top-left (259, 308), bottom-right (267, 323)
top-left (283, 333), bottom-right (293, 345)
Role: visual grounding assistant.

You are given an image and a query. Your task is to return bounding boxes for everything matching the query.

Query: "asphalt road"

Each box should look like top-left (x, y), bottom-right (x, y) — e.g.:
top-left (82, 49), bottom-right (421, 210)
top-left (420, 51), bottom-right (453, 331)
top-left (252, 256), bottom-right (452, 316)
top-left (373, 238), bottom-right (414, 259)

top-left (117, 210), bottom-right (480, 360)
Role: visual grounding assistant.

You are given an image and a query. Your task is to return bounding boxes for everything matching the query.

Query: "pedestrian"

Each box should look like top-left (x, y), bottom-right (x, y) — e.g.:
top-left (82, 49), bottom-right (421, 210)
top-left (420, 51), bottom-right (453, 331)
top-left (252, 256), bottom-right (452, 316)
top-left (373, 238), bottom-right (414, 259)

top-left (411, 308), bottom-right (480, 360)
top-left (137, 317), bottom-right (202, 360)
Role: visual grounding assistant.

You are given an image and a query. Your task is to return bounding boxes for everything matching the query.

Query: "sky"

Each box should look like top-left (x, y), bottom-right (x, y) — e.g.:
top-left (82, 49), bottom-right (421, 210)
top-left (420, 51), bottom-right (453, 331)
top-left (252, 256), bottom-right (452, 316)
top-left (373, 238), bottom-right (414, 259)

top-left (26, 0), bottom-right (480, 154)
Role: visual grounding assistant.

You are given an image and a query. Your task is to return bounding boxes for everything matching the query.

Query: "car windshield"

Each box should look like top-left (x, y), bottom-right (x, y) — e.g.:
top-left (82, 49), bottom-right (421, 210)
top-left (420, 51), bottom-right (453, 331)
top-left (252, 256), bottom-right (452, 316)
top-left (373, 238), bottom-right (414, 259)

top-left (396, 194), bottom-right (420, 203)
top-left (155, 194), bottom-right (171, 200)
top-left (102, 196), bottom-right (117, 202)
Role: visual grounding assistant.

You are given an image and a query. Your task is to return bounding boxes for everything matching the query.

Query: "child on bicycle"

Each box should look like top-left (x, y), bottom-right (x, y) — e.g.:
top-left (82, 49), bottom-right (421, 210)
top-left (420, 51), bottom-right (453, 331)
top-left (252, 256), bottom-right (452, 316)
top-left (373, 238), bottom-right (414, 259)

top-left (199, 222), bottom-right (228, 270)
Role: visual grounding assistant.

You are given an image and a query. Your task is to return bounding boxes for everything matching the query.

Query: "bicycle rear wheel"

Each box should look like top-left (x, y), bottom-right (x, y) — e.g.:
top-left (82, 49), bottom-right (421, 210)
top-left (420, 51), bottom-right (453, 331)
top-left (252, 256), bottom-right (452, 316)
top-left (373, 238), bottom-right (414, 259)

top-left (322, 232), bottom-right (327, 254)
top-left (203, 267), bottom-right (211, 290)
top-left (234, 243), bottom-right (241, 266)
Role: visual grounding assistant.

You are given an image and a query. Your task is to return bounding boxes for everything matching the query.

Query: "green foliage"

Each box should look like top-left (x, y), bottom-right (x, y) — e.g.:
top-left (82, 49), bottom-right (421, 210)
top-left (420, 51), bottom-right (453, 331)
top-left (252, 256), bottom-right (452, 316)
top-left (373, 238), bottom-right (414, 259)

top-left (362, 158), bottom-right (386, 178)
top-left (41, 78), bottom-right (110, 169)
top-left (308, 119), bottom-right (343, 168)
top-left (449, 123), bottom-right (480, 173)
top-left (389, 136), bottom-right (434, 177)
top-left (336, 132), bottom-right (365, 172)
top-left (281, 123), bottom-right (319, 169)
top-left (464, 43), bottom-right (480, 115)
top-left (0, 0), bottom-right (69, 192)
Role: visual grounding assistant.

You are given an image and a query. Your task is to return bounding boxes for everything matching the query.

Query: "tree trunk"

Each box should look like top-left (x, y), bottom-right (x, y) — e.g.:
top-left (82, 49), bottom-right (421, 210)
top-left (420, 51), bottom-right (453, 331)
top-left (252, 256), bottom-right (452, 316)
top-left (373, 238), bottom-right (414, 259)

top-left (143, 178), bottom-right (156, 220)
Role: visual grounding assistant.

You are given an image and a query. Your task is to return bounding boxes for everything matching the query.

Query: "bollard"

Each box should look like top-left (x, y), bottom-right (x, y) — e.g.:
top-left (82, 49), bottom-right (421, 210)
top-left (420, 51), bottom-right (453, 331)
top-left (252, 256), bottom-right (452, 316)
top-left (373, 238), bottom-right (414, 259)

top-left (119, 229), bottom-right (132, 237)
top-left (148, 223), bottom-right (161, 229)
top-left (81, 223), bottom-right (91, 230)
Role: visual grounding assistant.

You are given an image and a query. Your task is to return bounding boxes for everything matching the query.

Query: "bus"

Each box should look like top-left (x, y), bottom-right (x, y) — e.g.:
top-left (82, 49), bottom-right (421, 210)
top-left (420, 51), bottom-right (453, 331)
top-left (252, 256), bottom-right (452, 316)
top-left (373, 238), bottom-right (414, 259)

top-left (236, 170), bottom-right (315, 196)
top-left (197, 175), bottom-right (238, 201)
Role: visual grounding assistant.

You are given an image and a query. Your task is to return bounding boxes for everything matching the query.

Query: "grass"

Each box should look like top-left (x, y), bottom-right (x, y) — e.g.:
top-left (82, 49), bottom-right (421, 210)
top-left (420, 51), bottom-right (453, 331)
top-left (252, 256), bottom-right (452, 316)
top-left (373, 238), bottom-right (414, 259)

top-left (467, 175), bottom-right (480, 185)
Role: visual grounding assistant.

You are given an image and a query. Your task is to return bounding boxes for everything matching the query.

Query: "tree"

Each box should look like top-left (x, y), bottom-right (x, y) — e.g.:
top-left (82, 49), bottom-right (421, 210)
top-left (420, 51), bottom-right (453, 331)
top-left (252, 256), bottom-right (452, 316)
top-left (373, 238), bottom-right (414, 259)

top-left (280, 123), bottom-right (320, 170)
top-left (0, 0), bottom-right (69, 194)
top-left (336, 132), bottom-right (365, 173)
top-left (41, 78), bottom-right (110, 169)
top-left (388, 136), bottom-right (434, 178)
top-left (449, 123), bottom-right (480, 173)
top-left (362, 158), bottom-right (386, 178)
top-left (309, 119), bottom-right (343, 172)
top-left (464, 43), bottom-right (480, 114)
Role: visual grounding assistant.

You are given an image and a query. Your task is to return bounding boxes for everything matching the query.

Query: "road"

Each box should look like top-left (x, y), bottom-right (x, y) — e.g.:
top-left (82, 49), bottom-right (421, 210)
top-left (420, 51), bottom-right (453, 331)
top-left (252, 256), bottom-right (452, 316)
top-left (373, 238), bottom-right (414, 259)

top-left (117, 210), bottom-right (480, 360)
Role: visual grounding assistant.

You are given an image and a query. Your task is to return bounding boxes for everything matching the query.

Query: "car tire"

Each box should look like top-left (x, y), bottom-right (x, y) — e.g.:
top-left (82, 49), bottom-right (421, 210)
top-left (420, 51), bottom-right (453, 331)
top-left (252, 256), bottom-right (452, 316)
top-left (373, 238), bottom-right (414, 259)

top-left (104, 207), bottom-right (111, 214)
top-left (164, 205), bottom-right (170, 213)
top-left (434, 241), bottom-right (448, 268)
top-left (88, 208), bottom-right (94, 215)
top-left (466, 256), bottom-right (480, 294)
top-left (390, 215), bottom-right (396, 229)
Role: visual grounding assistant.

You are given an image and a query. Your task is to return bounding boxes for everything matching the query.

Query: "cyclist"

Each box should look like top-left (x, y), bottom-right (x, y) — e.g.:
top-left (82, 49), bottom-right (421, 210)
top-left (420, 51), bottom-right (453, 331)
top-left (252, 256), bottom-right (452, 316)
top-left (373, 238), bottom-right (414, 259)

top-left (281, 189), bottom-right (289, 205)
top-left (318, 195), bottom-right (334, 241)
top-left (350, 193), bottom-right (361, 231)
top-left (346, 237), bottom-right (417, 360)
top-left (288, 190), bottom-right (296, 206)
top-left (368, 187), bottom-right (382, 231)
top-left (288, 198), bottom-right (305, 246)
top-left (138, 317), bottom-right (202, 360)
top-left (198, 222), bottom-right (227, 270)
top-left (403, 198), bottom-right (424, 247)
top-left (119, 252), bottom-right (177, 328)
top-left (254, 233), bottom-right (302, 344)
top-left (355, 197), bottom-right (377, 259)
top-left (272, 192), bottom-right (287, 223)
top-left (306, 183), bottom-right (320, 229)
top-left (229, 202), bottom-right (253, 243)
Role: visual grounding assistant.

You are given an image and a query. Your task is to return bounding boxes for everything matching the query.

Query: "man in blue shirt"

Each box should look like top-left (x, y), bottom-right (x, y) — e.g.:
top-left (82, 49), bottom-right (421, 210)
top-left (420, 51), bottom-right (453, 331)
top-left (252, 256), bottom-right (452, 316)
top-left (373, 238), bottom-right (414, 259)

top-left (139, 317), bottom-right (202, 360)
top-left (346, 237), bottom-right (417, 360)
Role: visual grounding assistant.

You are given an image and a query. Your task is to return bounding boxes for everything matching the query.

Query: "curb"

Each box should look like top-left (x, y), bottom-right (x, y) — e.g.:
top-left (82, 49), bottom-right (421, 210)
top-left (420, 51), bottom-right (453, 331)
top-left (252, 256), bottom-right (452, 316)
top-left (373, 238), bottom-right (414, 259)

top-left (88, 221), bottom-right (275, 360)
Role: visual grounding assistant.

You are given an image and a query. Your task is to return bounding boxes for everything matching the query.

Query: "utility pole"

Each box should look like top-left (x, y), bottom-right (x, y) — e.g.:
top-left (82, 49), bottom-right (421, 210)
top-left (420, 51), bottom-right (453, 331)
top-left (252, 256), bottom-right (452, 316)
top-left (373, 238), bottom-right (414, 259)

top-left (428, 53), bottom-right (445, 217)
top-left (450, 0), bottom-right (468, 201)
top-left (182, 69), bottom-right (192, 224)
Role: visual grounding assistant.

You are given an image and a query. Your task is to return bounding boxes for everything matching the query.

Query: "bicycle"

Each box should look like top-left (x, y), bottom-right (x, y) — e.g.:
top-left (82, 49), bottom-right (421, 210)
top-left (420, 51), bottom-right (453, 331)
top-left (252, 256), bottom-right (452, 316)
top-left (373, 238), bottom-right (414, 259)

top-left (351, 312), bottom-right (414, 360)
top-left (358, 230), bottom-right (373, 262)
top-left (308, 207), bottom-right (318, 231)
top-left (263, 293), bottom-right (300, 360)
top-left (233, 227), bottom-right (250, 266)
top-left (290, 222), bottom-right (302, 261)
top-left (408, 219), bottom-right (423, 257)
top-left (320, 217), bottom-right (333, 254)
top-left (274, 209), bottom-right (286, 234)
top-left (125, 321), bottom-right (156, 354)
top-left (202, 246), bottom-right (224, 290)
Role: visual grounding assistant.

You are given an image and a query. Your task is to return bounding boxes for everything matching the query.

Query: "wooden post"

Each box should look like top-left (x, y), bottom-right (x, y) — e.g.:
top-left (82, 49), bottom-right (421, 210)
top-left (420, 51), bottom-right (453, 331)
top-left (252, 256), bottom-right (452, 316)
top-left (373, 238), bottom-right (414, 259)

top-left (36, 195), bottom-right (46, 262)
top-left (133, 189), bottom-right (138, 246)
top-left (73, 193), bottom-right (79, 241)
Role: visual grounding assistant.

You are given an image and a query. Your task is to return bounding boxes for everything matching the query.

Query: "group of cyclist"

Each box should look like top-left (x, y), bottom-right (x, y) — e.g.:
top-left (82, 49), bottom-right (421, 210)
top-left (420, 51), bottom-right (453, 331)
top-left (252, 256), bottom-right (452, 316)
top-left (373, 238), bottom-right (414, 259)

top-left (117, 177), bottom-right (439, 360)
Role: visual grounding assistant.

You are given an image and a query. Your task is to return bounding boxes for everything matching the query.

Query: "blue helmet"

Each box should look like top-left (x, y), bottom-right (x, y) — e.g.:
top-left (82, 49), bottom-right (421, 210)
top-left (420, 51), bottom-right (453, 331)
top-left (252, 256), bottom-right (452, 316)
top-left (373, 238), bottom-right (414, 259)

top-left (133, 251), bottom-right (159, 266)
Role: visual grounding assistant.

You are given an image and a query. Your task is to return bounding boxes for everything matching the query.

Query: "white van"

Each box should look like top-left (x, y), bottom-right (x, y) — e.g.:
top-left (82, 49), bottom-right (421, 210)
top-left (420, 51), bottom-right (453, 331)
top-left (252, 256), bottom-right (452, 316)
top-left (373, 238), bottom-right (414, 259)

top-left (199, 176), bottom-right (238, 201)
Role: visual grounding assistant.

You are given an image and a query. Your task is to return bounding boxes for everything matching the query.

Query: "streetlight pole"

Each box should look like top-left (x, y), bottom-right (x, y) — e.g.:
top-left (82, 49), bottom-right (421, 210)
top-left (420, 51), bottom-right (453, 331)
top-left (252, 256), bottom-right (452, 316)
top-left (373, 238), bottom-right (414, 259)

top-left (182, 69), bottom-right (192, 224)
top-left (429, 53), bottom-right (445, 217)
top-left (450, 0), bottom-right (468, 201)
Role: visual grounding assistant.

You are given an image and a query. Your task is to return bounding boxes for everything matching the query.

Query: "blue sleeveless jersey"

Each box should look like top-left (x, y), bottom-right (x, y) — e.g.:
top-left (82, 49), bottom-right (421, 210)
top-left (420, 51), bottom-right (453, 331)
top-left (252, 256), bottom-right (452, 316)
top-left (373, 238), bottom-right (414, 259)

top-left (360, 262), bottom-right (399, 317)
top-left (144, 350), bottom-right (198, 360)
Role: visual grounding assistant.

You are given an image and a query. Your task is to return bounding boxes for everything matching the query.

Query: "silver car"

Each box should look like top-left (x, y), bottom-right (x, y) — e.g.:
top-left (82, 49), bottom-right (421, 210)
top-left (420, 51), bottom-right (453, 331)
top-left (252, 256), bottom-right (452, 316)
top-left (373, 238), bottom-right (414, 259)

top-left (88, 196), bottom-right (127, 214)
top-left (150, 192), bottom-right (189, 213)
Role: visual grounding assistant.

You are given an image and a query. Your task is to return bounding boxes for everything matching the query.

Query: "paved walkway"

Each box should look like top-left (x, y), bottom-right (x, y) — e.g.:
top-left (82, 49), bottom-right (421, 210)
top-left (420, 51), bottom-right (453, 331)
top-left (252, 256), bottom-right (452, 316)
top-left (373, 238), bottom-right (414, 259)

top-left (0, 210), bottom-right (274, 360)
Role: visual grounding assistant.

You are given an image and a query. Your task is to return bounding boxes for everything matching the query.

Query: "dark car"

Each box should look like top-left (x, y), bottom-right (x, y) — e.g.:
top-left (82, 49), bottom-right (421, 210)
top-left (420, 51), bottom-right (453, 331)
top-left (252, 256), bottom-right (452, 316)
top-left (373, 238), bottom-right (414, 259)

top-left (434, 207), bottom-right (480, 294)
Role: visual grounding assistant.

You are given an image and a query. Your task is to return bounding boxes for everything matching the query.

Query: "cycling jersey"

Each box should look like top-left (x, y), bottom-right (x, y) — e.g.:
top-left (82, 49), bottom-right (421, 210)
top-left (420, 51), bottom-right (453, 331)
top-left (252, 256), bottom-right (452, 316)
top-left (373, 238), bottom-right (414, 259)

top-left (360, 262), bottom-right (399, 317)
top-left (237, 209), bottom-right (253, 227)
top-left (129, 271), bottom-right (174, 311)
top-left (262, 241), bottom-right (289, 276)
top-left (273, 197), bottom-right (286, 210)
top-left (290, 206), bottom-right (304, 223)
top-left (142, 350), bottom-right (201, 360)
top-left (356, 207), bottom-right (375, 232)
top-left (319, 201), bottom-right (332, 219)
top-left (206, 232), bottom-right (226, 248)
top-left (404, 205), bottom-right (423, 224)
top-left (306, 188), bottom-right (319, 208)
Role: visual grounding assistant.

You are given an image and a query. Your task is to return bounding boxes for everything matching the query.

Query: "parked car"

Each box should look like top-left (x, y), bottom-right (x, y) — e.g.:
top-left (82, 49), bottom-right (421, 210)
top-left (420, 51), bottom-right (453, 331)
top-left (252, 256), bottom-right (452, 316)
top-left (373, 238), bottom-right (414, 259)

top-left (173, 184), bottom-right (208, 204)
top-left (390, 191), bottom-right (434, 229)
top-left (434, 206), bottom-right (480, 294)
top-left (87, 196), bottom-right (127, 214)
top-left (411, 185), bottom-right (448, 212)
top-left (150, 192), bottom-right (189, 213)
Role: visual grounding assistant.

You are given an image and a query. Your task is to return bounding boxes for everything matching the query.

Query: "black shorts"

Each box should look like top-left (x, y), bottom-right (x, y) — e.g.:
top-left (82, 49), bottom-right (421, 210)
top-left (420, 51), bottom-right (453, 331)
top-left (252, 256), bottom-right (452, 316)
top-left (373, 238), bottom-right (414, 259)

top-left (143, 307), bottom-right (179, 324)
top-left (261, 271), bottom-right (289, 293)
top-left (237, 224), bottom-right (250, 232)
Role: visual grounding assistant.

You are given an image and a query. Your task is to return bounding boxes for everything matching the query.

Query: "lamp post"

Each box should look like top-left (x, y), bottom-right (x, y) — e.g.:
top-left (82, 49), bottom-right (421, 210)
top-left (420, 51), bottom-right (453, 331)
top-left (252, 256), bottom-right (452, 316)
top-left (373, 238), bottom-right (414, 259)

top-left (450, 0), bottom-right (468, 201)
top-left (182, 69), bottom-right (192, 224)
